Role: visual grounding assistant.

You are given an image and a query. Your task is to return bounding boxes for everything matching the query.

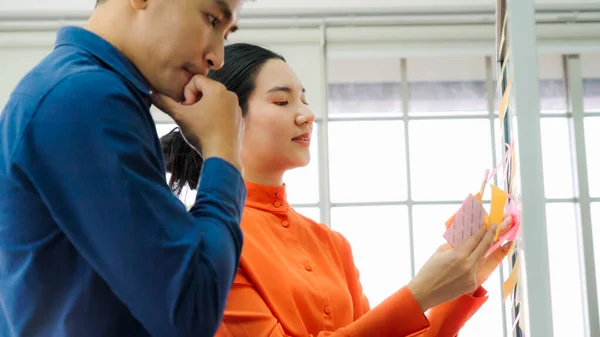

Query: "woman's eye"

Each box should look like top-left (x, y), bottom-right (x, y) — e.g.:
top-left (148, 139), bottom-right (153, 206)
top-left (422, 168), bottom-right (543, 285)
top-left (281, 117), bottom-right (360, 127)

top-left (275, 101), bottom-right (289, 106)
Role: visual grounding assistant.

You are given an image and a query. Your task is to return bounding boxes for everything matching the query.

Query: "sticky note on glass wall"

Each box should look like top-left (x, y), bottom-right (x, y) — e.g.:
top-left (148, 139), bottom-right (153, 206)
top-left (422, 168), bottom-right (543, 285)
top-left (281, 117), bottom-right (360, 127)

top-left (444, 194), bottom-right (486, 247)
top-left (489, 185), bottom-right (508, 240)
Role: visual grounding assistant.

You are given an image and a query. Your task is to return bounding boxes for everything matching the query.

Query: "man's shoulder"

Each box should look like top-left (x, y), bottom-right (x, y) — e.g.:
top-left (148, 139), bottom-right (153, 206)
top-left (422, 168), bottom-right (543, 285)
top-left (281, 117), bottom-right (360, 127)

top-left (13, 45), bottom-right (128, 103)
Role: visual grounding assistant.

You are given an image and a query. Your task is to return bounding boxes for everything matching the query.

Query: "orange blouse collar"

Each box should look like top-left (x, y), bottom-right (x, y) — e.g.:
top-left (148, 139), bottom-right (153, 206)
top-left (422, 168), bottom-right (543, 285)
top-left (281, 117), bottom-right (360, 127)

top-left (244, 180), bottom-right (290, 214)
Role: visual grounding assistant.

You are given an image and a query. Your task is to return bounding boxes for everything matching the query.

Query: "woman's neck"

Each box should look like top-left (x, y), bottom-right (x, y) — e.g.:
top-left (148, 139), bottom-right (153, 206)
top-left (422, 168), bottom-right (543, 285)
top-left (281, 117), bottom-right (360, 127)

top-left (242, 168), bottom-right (285, 187)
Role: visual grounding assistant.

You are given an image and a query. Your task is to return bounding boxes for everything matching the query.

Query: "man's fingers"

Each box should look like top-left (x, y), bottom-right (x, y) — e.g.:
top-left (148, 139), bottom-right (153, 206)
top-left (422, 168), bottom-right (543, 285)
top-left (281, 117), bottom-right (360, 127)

top-left (183, 77), bottom-right (204, 105)
top-left (183, 75), bottom-right (224, 105)
top-left (152, 93), bottom-right (180, 118)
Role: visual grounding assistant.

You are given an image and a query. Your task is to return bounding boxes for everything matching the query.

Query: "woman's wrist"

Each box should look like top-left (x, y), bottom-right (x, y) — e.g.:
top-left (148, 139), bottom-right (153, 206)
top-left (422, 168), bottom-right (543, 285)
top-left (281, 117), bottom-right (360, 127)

top-left (407, 280), bottom-right (435, 312)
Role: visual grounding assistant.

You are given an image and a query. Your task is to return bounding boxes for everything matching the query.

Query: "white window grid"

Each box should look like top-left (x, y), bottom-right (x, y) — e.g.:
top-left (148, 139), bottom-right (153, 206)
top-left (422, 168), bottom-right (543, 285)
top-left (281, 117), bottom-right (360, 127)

top-left (154, 53), bottom-right (600, 337)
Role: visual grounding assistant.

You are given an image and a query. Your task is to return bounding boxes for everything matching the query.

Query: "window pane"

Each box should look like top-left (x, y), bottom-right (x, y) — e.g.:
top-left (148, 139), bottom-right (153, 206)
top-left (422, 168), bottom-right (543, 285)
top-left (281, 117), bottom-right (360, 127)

top-left (412, 204), bottom-right (457, 272)
top-left (460, 269), bottom-right (504, 337)
top-left (328, 121), bottom-right (407, 203)
top-left (284, 123), bottom-right (320, 204)
top-left (407, 56), bottom-right (487, 116)
top-left (155, 123), bottom-right (177, 138)
top-left (412, 204), bottom-right (503, 337)
top-left (582, 53), bottom-right (600, 112)
top-left (493, 118), bottom-right (510, 189)
top-left (546, 202), bottom-right (585, 337)
top-left (584, 117), bottom-right (600, 197)
top-left (493, 55), bottom-right (567, 114)
top-left (331, 206), bottom-right (411, 306)
top-left (409, 119), bottom-right (493, 201)
top-left (540, 118), bottom-right (575, 198)
top-left (538, 54), bottom-right (567, 114)
top-left (293, 207), bottom-right (321, 223)
top-left (583, 79), bottom-right (600, 112)
top-left (327, 58), bottom-right (403, 118)
top-left (588, 202), bottom-right (600, 321)
top-left (328, 83), bottom-right (402, 118)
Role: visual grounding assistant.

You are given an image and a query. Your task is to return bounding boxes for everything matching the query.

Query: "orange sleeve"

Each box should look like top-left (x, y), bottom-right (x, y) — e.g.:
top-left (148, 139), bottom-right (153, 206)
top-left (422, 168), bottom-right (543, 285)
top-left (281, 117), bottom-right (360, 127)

top-left (421, 287), bottom-right (488, 337)
top-left (332, 231), bottom-right (488, 337)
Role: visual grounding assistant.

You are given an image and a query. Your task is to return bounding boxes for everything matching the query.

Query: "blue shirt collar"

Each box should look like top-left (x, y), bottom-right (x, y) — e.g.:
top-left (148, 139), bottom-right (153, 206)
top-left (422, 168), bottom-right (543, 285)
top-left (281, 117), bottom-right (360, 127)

top-left (55, 26), bottom-right (151, 97)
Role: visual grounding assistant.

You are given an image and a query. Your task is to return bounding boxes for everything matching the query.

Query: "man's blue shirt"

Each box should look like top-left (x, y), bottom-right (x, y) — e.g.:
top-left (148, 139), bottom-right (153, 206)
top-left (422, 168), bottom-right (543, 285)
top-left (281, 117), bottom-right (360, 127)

top-left (0, 26), bottom-right (245, 337)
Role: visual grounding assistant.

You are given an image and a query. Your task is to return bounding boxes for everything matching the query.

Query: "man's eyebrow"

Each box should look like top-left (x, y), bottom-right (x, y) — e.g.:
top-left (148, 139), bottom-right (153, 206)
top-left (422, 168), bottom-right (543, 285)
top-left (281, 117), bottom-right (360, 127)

top-left (213, 0), bottom-right (238, 33)
top-left (213, 0), bottom-right (232, 21)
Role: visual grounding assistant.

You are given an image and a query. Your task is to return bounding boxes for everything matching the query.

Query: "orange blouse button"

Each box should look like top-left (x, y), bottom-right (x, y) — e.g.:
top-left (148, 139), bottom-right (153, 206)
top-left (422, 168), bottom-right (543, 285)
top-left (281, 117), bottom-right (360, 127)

top-left (304, 263), bottom-right (313, 272)
top-left (324, 306), bottom-right (332, 315)
top-left (273, 201), bottom-right (282, 207)
top-left (275, 192), bottom-right (283, 199)
top-left (281, 220), bottom-right (290, 228)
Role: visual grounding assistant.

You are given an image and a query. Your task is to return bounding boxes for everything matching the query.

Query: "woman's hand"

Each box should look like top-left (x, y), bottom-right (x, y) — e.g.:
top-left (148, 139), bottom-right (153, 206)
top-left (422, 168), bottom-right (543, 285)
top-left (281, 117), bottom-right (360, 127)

top-left (475, 214), bottom-right (514, 286)
top-left (407, 224), bottom-right (497, 312)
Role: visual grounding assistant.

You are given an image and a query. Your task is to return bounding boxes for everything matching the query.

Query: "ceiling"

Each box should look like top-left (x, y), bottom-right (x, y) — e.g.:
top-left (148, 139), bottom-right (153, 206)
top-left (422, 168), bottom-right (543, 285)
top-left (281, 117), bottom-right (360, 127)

top-left (0, 0), bottom-right (598, 14)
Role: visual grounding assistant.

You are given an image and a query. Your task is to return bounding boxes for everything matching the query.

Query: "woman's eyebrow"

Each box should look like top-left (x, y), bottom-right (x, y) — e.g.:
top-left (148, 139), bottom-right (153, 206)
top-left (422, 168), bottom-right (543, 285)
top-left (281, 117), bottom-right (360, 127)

top-left (266, 86), bottom-right (306, 93)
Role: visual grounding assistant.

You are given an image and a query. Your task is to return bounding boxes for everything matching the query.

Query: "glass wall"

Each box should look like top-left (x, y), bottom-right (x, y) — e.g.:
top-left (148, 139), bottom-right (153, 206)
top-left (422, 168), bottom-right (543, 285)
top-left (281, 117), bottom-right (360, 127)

top-left (154, 51), bottom-right (599, 337)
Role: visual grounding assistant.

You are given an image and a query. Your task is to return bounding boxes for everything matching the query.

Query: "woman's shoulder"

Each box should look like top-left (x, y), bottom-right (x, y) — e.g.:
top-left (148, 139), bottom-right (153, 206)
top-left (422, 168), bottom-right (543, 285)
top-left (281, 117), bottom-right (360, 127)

top-left (292, 210), bottom-right (354, 255)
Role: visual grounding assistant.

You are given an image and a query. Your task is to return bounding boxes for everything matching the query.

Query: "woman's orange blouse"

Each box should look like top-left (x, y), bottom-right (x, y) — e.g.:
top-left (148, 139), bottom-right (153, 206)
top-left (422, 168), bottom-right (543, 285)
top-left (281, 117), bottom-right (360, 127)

top-left (216, 181), bottom-right (488, 337)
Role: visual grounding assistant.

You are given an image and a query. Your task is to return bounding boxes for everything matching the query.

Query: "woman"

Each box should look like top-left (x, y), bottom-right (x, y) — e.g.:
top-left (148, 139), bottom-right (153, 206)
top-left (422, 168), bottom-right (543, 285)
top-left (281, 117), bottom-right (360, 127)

top-left (160, 43), bottom-right (513, 337)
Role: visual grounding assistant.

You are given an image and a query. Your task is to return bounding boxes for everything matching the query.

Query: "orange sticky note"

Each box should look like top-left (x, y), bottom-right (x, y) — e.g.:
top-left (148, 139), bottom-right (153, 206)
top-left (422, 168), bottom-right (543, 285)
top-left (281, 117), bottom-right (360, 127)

top-left (489, 185), bottom-right (508, 240)
top-left (503, 256), bottom-right (520, 301)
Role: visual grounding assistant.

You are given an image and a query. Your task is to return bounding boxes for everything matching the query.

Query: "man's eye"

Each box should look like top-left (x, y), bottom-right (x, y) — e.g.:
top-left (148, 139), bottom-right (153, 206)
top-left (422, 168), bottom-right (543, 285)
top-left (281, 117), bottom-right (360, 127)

top-left (207, 15), bottom-right (219, 27)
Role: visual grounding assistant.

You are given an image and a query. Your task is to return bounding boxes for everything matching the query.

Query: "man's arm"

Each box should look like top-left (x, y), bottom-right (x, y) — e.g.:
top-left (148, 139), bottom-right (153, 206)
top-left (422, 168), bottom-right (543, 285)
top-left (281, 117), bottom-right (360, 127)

top-left (13, 71), bottom-right (245, 337)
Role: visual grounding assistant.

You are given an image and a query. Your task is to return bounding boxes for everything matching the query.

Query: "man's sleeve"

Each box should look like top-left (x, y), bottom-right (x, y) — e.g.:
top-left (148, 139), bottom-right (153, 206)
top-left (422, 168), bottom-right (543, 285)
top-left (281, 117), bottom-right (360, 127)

top-left (13, 71), bottom-right (246, 337)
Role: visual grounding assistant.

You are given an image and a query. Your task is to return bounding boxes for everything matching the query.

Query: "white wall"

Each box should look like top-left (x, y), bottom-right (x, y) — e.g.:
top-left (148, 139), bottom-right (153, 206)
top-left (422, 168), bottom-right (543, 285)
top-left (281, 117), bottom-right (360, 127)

top-left (0, 28), bottom-right (326, 122)
top-left (0, 46), bottom-right (51, 108)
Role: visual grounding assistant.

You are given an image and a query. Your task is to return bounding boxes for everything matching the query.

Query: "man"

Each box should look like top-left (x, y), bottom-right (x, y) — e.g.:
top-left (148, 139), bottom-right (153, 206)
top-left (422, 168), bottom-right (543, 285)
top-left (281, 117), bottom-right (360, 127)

top-left (0, 0), bottom-right (245, 336)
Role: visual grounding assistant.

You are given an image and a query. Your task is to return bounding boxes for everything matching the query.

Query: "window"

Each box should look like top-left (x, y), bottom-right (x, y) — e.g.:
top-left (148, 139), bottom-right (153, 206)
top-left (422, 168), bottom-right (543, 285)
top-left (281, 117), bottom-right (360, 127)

top-left (330, 205), bottom-right (411, 306)
top-left (582, 53), bottom-right (600, 112)
top-left (410, 203), bottom-right (504, 337)
top-left (589, 202), bottom-right (600, 319)
top-left (293, 207), bottom-right (321, 223)
top-left (328, 120), bottom-right (408, 203)
top-left (155, 123), bottom-right (177, 138)
top-left (460, 269), bottom-right (504, 337)
top-left (540, 118), bottom-right (576, 198)
top-left (411, 204), bottom-right (458, 272)
top-left (584, 117), bottom-right (600, 197)
top-left (407, 56), bottom-right (488, 116)
top-left (538, 54), bottom-right (568, 114)
top-left (546, 202), bottom-right (585, 337)
top-left (284, 123), bottom-right (320, 204)
top-left (494, 54), bottom-right (567, 115)
top-left (328, 83), bottom-right (402, 118)
top-left (328, 58), bottom-right (402, 118)
top-left (408, 119), bottom-right (493, 201)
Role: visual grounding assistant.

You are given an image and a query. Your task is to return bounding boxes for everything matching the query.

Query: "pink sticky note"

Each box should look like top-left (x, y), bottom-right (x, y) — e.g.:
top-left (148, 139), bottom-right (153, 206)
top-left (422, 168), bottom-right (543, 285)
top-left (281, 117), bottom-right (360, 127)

top-left (444, 194), bottom-right (486, 247)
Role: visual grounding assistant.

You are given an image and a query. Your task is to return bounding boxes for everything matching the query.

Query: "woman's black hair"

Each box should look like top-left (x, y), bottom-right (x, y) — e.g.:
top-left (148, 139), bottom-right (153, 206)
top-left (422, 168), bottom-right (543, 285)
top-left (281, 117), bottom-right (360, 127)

top-left (160, 43), bottom-right (285, 196)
